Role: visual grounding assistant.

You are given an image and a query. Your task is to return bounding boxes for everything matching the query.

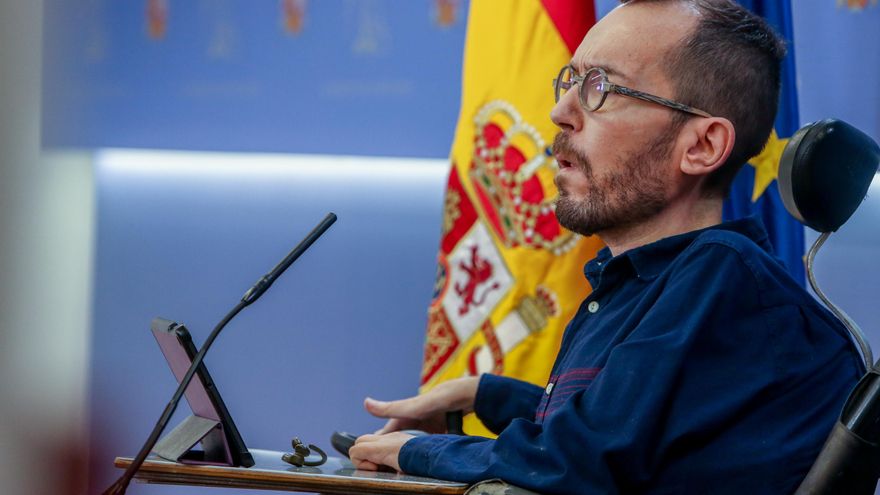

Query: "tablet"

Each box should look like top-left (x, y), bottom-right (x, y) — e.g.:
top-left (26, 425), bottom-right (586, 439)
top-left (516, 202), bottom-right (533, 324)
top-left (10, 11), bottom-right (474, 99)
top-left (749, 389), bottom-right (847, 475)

top-left (151, 317), bottom-right (255, 467)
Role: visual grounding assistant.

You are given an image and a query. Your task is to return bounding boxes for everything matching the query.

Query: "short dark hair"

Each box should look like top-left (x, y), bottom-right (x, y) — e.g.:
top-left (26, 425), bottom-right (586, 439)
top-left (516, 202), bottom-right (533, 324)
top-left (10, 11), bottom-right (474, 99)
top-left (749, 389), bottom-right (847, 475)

top-left (623, 0), bottom-right (786, 197)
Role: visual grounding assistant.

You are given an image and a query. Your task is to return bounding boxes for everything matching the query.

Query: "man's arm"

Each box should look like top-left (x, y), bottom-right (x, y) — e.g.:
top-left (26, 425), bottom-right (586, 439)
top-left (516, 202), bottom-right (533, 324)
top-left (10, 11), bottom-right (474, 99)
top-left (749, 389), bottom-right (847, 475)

top-left (364, 374), bottom-right (545, 436)
top-left (473, 374), bottom-right (545, 434)
top-left (357, 243), bottom-right (850, 493)
top-left (352, 374), bottom-right (545, 471)
top-left (363, 376), bottom-right (481, 435)
top-left (351, 377), bottom-right (481, 472)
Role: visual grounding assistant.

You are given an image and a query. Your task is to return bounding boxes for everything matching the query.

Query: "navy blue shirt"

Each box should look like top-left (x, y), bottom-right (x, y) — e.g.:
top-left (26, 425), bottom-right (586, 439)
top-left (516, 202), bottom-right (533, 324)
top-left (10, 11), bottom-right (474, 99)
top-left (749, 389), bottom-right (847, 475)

top-left (399, 218), bottom-right (862, 494)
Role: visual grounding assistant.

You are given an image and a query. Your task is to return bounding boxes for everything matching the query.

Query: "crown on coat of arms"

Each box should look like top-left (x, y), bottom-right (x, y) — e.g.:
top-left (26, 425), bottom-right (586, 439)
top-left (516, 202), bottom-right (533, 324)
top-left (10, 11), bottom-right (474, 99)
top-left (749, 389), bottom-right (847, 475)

top-left (470, 100), bottom-right (579, 255)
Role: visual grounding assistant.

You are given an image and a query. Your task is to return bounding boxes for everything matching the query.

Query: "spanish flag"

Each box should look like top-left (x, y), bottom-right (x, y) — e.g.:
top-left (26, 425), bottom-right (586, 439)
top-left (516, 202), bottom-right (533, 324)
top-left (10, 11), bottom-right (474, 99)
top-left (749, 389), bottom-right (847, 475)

top-left (420, 1), bottom-right (601, 436)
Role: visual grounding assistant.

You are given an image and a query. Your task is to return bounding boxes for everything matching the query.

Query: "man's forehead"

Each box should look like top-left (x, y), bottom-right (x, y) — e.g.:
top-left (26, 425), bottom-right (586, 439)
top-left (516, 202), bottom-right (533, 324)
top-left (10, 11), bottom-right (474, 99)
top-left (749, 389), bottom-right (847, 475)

top-left (569, 37), bottom-right (644, 86)
top-left (571, 1), bottom-right (697, 82)
top-left (568, 59), bottom-right (628, 82)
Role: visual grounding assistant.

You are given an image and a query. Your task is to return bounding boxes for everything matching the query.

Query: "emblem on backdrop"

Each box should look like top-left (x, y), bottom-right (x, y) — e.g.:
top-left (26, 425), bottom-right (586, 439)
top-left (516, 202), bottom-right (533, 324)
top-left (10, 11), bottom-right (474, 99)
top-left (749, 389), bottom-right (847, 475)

top-left (434, 0), bottom-right (460, 27)
top-left (351, 0), bottom-right (391, 55)
top-left (837, 0), bottom-right (878, 9)
top-left (146, 0), bottom-right (168, 40)
top-left (282, 0), bottom-right (307, 35)
top-left (204, 0), bottom-right (239, 60)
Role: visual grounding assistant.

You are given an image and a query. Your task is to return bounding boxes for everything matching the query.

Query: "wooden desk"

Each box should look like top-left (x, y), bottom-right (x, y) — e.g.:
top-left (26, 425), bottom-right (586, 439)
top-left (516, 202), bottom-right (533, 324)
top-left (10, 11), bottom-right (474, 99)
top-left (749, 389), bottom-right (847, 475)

top-left (114, 449), bottom-right (469, 494)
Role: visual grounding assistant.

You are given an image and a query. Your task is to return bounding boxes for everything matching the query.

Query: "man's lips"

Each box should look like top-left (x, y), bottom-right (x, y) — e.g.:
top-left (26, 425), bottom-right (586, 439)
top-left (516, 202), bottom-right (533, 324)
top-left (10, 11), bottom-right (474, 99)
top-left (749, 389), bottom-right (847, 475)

top-left (555, 154), bottom-right (574, 169)
top-left (554, 155), bottom-right (577, 194)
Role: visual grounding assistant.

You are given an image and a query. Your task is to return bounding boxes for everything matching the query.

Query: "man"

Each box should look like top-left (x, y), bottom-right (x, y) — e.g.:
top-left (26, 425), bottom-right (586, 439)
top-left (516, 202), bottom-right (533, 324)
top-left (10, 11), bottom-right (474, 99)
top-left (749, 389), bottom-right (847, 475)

top-left (350, 1), bottom-right (863, 493)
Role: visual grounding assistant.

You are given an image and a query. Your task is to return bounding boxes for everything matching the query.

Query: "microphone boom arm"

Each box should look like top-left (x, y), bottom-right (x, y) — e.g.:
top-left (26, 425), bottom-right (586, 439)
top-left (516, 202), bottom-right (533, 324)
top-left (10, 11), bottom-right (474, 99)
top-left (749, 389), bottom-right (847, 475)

top-left (104, 212), bottom-right (337, 495)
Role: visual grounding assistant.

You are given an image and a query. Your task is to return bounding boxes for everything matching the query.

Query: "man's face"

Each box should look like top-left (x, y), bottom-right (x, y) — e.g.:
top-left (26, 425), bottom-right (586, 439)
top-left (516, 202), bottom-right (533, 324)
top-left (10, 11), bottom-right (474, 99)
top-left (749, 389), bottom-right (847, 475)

top-left (550, 2), bottom-right (698, 237)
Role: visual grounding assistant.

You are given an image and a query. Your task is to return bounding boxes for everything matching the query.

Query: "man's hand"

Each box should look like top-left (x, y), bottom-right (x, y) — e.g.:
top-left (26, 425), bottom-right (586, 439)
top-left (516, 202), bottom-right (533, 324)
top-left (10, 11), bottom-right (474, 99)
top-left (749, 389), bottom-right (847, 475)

top-left (349, 432), bottom-right (414, 472)
top-left (365, 376), bottom-right (480, 434)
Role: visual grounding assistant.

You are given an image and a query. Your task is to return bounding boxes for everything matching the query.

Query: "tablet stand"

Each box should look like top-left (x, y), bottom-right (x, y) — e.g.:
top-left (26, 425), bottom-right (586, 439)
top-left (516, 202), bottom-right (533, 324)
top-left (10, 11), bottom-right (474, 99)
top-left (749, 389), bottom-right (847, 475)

top-left (153, 414), bottom-right (232, 465)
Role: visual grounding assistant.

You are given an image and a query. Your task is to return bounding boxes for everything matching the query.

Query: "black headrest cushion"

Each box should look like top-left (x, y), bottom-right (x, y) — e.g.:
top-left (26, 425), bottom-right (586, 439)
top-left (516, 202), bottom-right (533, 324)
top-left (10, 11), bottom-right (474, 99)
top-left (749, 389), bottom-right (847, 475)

top-left (778, 119), bottom-right (880, 233)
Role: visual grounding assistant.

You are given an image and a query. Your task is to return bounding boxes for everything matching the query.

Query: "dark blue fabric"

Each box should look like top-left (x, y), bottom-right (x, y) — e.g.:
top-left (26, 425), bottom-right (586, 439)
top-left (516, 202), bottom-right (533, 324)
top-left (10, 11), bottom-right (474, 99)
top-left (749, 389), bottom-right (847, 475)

top-left (474, 373), bottom-right (544, 435)
top-left (399, 217), bottom-right (862, 494)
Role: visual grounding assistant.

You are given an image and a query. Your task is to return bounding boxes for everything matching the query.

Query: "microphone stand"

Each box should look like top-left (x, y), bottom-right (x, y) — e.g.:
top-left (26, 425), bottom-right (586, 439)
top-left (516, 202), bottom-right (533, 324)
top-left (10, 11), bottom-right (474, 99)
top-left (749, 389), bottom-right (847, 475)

top-left (103, 212), bottom-right (337, 495)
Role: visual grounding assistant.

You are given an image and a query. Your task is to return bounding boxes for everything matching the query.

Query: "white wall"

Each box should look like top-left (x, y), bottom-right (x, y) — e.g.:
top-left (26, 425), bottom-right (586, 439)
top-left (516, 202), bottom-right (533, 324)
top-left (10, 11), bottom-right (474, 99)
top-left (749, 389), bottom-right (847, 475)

top-left (0, 1), bottom-right (93, 493)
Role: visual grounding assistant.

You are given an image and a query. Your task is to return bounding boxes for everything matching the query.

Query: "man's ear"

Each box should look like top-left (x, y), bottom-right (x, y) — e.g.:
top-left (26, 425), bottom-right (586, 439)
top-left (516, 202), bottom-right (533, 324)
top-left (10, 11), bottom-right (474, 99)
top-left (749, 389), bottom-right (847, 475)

top-left (679, 117), bottom-right (735, 177)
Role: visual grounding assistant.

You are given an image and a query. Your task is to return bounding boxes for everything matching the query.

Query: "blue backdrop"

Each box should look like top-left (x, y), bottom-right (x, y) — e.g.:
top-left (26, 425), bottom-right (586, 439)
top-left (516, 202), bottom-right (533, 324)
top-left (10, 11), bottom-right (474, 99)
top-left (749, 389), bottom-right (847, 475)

top-left (42, 0), bottom-right (468, 157)
top-left (41, 1), bottom-right (880, 493)
top-left (44, 1), bottom-right (879, 154)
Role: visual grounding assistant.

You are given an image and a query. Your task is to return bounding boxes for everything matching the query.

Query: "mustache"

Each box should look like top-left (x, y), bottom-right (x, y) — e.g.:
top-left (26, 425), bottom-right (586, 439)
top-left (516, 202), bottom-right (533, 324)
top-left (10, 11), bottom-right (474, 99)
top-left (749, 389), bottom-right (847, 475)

top-left (552, 132), bottom-right (591, 172)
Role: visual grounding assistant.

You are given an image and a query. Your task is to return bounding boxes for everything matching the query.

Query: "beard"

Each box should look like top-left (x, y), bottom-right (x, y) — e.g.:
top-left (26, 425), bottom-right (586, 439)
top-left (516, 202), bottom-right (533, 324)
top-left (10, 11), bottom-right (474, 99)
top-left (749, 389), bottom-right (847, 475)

top-left (553, 130), bottom-right (675, 237)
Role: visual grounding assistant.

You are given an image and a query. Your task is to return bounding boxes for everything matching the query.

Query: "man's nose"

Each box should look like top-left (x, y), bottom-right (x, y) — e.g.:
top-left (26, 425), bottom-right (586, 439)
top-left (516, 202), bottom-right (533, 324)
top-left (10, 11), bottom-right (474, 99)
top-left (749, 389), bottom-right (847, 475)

top-left (550, 88), bottom-right (583, 133)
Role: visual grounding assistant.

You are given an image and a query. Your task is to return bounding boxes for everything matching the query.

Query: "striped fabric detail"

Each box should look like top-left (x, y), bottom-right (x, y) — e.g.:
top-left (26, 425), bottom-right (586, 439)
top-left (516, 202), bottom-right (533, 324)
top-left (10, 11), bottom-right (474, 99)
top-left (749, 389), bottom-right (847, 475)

top-left (535, 367), bottom-right (602, 422)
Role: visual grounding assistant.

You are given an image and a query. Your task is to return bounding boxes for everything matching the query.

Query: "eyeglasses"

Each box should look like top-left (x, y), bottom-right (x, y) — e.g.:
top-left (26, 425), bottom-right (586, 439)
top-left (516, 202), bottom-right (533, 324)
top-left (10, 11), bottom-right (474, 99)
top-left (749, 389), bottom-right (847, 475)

top-left (553, 65), bottom-right (712, 118)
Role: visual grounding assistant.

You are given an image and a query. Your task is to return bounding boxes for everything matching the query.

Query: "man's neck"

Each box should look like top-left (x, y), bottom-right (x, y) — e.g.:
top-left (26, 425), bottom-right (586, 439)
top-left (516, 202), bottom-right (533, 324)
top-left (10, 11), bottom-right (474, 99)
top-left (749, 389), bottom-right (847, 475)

top-left (600, 197), bottom-right (723, 257)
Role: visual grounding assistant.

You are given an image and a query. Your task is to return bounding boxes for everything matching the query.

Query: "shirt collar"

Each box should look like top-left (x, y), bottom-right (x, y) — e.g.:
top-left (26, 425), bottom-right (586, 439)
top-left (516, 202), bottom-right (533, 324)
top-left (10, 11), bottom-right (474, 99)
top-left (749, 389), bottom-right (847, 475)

top-left (584, 216), bottom-right (772, 286)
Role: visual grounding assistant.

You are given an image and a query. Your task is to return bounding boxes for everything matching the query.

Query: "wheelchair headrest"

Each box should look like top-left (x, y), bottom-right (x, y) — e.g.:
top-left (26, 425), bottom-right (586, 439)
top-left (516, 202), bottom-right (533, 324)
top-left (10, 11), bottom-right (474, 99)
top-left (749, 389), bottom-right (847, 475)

top-left (778, 119), bottom-right (880, 233)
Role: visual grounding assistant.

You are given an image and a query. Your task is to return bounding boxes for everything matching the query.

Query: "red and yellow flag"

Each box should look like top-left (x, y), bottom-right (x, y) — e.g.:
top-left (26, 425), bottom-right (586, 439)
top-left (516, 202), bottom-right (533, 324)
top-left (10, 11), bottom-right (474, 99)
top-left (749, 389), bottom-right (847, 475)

top-left (421, 1), bottom-right (601, 436)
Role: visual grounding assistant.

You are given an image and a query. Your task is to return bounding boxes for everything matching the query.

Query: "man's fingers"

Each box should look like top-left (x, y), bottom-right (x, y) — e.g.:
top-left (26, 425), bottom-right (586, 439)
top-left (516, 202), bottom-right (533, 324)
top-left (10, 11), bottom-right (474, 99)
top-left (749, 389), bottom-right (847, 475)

top-left (374, 420), bottom-right (394, 435)
top-left (350, 432), bottom-right (409, 473)
top-left (350, 435), bottom-right (380, 470)
top-left (375, 419), bottom-right (404, 435)
top-left (364, 396), bottom-right (422, 419)
top-left (353, 459), bottom-right (381, 471)
top-left (355, 433), bottom-right (379, 444)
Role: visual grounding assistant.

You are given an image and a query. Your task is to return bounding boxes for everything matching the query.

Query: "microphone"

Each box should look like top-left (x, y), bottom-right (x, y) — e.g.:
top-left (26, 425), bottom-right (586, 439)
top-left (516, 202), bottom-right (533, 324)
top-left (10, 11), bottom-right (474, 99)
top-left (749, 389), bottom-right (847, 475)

top-left (104, 212), bottom-right (337, 495)
top-left (242, 212), bottom-right (337, 305)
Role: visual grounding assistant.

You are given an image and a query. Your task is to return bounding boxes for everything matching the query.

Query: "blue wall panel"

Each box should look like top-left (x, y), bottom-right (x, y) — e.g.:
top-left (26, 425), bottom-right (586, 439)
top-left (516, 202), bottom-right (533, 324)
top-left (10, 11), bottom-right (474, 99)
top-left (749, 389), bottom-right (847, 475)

top-left (43, 0), bottom-right (468, 157)
top-left (87, 152), bottom-right (448, 493)
top-left (792, 2), bottom-right (880, 143)
top-left (806, 178), bottom-right (880, 362)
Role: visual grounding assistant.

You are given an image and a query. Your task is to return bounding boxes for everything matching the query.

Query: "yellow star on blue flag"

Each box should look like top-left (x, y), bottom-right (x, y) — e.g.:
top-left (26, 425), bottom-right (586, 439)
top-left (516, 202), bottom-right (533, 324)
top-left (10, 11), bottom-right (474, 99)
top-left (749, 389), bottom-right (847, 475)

top-left (749, 130), bottom-right (788, 202)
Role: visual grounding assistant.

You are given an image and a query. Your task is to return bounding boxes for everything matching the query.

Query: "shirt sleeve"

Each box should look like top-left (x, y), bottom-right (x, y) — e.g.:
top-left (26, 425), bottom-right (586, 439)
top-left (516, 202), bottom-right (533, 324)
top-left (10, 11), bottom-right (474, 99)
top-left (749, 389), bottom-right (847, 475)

top-left (473, 373), bottom-right (544, 435)
top-left (398, 243), bottom-right (845, 494)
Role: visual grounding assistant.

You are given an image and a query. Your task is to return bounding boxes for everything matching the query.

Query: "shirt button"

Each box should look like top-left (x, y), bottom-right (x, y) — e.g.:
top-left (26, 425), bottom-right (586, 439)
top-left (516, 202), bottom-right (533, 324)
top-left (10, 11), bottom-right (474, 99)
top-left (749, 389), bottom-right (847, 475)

top-left (545, 382), bottom-right (554, 395)
top-left (588, 301), bottom-right (600, 313)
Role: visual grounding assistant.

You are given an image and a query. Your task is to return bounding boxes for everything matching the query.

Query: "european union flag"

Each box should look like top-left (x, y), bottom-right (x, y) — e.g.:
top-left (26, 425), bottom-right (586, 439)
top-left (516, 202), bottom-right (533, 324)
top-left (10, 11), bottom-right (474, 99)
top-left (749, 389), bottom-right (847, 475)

top-left (723, 0), bottom-right (805, 284)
